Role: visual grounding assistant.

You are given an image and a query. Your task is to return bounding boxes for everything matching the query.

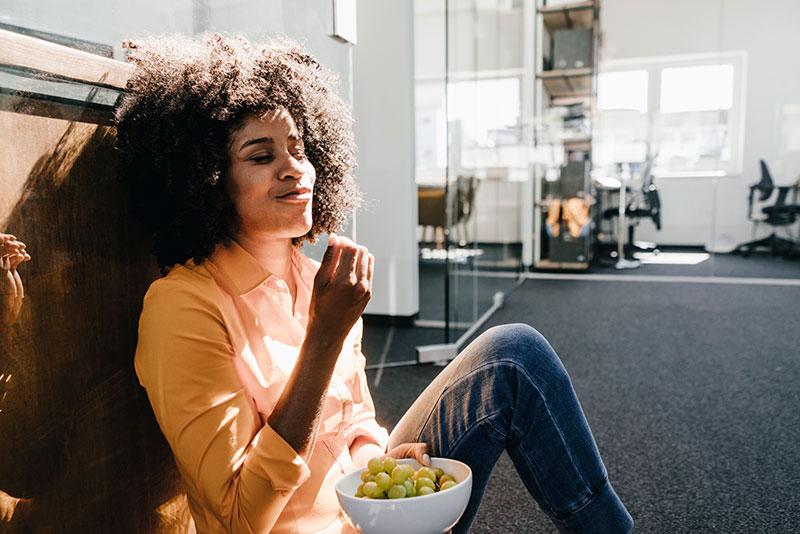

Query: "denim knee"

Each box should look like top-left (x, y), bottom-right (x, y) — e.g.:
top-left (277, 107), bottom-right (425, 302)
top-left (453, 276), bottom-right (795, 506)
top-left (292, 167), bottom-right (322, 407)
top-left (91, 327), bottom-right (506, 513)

top-left (478, 323), bottom-right (568, 384)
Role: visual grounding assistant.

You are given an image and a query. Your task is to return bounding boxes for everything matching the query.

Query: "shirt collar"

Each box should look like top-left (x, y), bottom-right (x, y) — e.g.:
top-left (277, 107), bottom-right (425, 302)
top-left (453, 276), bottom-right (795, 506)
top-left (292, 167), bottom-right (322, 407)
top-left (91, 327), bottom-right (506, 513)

top-left (207, 240), bottom-right (304, 296)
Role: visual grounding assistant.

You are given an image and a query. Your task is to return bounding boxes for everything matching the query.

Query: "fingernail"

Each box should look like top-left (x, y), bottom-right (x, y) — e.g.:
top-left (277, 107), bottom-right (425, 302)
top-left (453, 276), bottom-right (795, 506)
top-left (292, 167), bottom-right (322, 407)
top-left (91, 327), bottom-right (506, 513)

top-left (423, 453), bottom-right (431, 465)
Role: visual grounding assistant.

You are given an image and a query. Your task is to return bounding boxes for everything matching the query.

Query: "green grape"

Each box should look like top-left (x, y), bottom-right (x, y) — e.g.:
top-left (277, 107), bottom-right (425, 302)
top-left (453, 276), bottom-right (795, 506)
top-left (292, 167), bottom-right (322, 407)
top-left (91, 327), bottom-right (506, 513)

top-left (368, 457), bottom-right (384, 475)
top-left (375, 472), bottom-right (393, 491)
top-left (416, 467), bottom-right (436, 482)
top-left (388, 484), bottom-right (407, 499)
top-left (360, 470), bottom-right (376, 483)
top-left (391, 465), bottom-right (411, 484)
top-left (415, 477), bottom-right (435, 492)
top-left (362, 481), bottom-right (380, 498)
top-left (417, 486), bottom-right (435, 496)
top-left (403, 479), bottom-right (416, 497)
top-left (438, 474), bottom-right (455, 486)
top-left (382, 456), bottom-right (397, 474)
top-left (440, 480), bottom-right (456, 491)
top-left (354, 484), bottom-right (365, 498)
top-left (433, 467), bottom-right (445, 479)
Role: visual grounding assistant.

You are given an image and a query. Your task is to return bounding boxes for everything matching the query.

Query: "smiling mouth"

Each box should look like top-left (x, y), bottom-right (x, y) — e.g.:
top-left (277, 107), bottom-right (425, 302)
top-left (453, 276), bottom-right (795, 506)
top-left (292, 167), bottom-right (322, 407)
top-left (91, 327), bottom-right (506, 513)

top-left (277, 191), bottom-right (312, 201)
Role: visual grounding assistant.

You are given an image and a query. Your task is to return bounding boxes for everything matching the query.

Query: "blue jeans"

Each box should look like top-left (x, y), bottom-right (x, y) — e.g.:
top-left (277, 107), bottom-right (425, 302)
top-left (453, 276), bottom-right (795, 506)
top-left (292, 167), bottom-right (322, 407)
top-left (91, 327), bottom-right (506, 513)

top-left (387, 324), bottom-right (633, 533)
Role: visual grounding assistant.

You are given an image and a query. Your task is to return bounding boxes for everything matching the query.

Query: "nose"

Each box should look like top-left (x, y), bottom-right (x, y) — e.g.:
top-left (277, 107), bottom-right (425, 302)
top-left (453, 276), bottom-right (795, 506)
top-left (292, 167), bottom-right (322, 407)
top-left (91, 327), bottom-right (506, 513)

top-left (277, 152), bottom-right (306, 182)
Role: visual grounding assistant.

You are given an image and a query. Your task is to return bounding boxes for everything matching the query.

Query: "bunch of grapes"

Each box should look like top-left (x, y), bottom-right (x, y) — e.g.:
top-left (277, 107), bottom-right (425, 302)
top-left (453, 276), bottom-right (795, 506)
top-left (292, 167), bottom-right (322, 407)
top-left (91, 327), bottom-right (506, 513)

top-left (354, 456), bottom-right (459, 499)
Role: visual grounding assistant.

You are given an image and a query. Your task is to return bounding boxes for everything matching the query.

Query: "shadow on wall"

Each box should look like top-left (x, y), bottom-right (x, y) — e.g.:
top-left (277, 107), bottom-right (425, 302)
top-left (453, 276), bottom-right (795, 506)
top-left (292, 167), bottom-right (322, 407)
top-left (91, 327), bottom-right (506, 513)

top-left (0, 116), bottom-right (193, 532)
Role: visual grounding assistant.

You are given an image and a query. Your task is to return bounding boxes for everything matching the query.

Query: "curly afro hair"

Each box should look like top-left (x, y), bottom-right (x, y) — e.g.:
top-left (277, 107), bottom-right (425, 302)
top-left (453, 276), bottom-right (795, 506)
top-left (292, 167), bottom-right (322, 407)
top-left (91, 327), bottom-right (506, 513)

top-left (113, 33), bottom-right (360, 273)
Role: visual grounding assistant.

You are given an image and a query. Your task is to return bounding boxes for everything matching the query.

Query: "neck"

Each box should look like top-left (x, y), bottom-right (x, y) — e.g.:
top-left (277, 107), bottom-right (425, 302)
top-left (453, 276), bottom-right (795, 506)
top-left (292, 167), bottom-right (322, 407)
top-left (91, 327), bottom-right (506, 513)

top-left (235, 233), bottom-right (295, 282)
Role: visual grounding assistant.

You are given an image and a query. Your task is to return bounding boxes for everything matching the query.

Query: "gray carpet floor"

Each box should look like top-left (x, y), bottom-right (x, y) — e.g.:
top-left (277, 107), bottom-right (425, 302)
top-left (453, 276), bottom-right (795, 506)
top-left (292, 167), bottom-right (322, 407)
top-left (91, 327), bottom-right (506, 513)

top-left (363, 278), bottom-right (800, 533)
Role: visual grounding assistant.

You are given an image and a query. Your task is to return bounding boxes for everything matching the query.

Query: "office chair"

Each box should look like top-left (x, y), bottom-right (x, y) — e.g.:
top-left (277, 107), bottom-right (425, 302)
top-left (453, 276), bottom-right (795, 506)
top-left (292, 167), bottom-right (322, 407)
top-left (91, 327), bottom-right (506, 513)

top-left (452, 175), bottom-right (478, 246)
top-left (602, 159), bottom-right (662, 259)
top-left (734, 160), bottom-right (800, 257)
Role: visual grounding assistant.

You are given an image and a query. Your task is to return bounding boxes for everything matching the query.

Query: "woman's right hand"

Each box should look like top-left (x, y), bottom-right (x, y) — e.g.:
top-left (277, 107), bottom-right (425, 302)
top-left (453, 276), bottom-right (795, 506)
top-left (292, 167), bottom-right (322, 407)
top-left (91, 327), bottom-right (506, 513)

top-left (308, 233), bottom-right (374, 345)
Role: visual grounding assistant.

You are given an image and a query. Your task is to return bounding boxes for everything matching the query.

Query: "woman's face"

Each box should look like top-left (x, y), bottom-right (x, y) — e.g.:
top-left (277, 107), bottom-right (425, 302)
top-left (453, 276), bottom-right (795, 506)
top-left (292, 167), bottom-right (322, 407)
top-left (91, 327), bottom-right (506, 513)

top-left (226, 109), bottom-right (316, 241)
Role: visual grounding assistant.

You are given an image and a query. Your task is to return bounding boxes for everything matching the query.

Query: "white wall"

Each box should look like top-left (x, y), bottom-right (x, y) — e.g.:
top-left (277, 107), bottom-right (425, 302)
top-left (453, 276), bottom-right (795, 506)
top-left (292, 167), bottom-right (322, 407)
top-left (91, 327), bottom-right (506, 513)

top-left (603, 0), bottom-right (800, 249)
top-left (353, 0), bottom-right (419, 317)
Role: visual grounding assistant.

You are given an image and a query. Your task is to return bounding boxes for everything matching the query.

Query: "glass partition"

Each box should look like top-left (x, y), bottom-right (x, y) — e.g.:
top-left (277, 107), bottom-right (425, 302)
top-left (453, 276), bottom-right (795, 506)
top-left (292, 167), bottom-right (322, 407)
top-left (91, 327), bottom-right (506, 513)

top-left (416, 0), bottom-right (524, 344)
top-left (444, 0), bottom-right (524, 341)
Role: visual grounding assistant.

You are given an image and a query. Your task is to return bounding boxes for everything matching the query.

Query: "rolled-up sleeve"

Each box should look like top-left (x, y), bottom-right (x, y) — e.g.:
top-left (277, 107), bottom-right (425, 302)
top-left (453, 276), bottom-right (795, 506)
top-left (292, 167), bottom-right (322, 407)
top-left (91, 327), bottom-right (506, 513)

top-left (343, 319), bottom-right (390, 451)
top-left (134, 278), bottom-right (310, 533)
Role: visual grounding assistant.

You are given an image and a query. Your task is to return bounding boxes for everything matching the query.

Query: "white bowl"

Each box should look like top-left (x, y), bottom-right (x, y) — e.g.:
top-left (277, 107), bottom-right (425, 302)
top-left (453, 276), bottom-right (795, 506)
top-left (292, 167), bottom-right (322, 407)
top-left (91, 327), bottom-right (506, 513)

top-left (335, 457), bottom-right (472, 534)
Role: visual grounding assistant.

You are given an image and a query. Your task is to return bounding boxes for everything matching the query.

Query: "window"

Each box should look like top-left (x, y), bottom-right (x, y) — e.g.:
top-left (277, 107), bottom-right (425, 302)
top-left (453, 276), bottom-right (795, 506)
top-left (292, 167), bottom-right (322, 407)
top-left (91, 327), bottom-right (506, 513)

top-left (595, 52), bottom-right (746, 177)
top-left (415, 74), bottom-right (526, 183)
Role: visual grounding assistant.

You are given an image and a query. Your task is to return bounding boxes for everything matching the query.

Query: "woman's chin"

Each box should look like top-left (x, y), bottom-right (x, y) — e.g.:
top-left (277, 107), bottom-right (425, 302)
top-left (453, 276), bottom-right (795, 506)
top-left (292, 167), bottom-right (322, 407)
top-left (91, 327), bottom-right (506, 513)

top-left (290, 221), bottom-right (313, 239)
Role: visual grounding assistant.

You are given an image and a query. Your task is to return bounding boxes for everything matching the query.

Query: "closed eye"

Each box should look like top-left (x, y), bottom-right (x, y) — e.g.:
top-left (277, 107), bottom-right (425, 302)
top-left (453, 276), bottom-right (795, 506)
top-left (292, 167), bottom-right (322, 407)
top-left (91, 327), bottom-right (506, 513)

top-left (251, 154), bottom-right (275, 164)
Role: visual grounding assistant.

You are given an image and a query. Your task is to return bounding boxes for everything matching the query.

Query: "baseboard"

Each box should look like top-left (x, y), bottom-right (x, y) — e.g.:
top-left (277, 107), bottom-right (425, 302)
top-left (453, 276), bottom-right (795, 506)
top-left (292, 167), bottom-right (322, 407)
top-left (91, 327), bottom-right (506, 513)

top-left (362, 313), bottom-right (418, 328)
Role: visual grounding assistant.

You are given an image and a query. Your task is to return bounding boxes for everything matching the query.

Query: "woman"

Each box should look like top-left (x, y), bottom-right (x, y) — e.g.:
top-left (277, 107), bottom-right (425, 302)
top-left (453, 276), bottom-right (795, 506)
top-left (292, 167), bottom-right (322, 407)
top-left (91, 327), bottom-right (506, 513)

top-left (115, 34), bottom-right (632, 534)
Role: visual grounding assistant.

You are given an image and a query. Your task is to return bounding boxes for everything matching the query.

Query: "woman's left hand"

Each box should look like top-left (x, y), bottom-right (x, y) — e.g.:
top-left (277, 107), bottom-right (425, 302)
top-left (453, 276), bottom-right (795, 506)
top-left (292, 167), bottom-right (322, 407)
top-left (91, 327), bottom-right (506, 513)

top-left (386, 442), bottom-right (431, 467)
top-left (1, 233), bottom-right (31, 325)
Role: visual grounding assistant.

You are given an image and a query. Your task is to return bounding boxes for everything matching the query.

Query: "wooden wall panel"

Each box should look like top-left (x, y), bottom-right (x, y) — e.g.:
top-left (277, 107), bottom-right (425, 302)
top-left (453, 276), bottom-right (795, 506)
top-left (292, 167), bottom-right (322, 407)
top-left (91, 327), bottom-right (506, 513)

top-left (0, 110), bottom-right (192, 532)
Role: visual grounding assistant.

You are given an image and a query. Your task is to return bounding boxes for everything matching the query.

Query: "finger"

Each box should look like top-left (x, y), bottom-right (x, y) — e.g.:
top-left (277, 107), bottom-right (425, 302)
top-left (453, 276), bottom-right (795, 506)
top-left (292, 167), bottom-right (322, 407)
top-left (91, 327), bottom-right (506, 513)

top-left (316, 234), bottom-right (340, 286)
top-left (12, 271), bottom-right (23, 300)
top-left (9, 253), bottom-right (26, 270)
top-left (417, 442), bottom-right (431, 466)
top-left (355, 247), bottom-right (369, 282)
top-left (335, 242), bottom-right (358, 283)
top-left (414, 443), bottom-right (430, 466)
top-left (367, 254), bottom-right (374, 290)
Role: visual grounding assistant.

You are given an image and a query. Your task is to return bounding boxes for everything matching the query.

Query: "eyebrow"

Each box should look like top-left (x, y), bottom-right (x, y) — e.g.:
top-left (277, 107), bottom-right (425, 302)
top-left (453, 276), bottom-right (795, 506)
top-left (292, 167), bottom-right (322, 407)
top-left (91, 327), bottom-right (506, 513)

top-left (238, 134), bottom-right (302, 153)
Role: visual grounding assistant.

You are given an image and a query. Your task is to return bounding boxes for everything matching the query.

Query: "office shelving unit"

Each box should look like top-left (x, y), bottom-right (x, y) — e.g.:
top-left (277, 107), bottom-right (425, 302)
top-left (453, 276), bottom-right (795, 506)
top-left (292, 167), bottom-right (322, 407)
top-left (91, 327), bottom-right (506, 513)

top-left (530, 0), bottom-right (601, 270)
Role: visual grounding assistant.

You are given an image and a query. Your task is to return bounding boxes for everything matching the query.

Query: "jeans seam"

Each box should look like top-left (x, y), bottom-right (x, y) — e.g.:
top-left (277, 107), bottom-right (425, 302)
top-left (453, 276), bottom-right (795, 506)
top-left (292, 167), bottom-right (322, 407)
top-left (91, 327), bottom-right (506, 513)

top-left (552, 477), bottom-right (611, 524)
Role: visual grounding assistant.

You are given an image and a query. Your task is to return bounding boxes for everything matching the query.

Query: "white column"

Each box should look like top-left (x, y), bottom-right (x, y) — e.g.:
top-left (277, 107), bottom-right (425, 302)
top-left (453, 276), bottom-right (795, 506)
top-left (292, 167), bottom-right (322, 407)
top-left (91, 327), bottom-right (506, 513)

top-left (352, 0), bottom-right (419, 317)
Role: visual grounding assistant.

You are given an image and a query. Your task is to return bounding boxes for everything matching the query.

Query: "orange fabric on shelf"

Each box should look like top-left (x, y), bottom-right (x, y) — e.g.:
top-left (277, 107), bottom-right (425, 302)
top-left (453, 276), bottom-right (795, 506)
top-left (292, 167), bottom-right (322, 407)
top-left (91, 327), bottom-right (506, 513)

top-left (546, 198), bottom-right (562, 237)
top-left (134, 241), bottom-right (388, 533)
top-left (546, 197), bottom-right (592, 239)
top-left (562, 197), bottom-right (592, 238)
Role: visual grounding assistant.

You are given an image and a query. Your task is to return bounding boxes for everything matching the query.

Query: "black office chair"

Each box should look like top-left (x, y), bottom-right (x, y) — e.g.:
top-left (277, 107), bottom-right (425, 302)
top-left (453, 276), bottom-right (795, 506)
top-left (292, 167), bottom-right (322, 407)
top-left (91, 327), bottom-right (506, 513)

top-left (735, 160), bottom-right (800, 257)
top-left (452, 175), bottom-right (478, 246)
top-left (602, 161), bottom-right (662, 259)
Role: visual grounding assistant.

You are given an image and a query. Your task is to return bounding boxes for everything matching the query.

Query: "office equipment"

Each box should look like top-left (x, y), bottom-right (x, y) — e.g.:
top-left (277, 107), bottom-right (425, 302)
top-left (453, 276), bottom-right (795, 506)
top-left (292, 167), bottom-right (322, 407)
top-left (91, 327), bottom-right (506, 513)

top-left (734, 160), bottom-right (800, 257)
top-left (553, 28), bottom-right (593, 70)
top-left (530, 0), bottom-right (600, 270)
top-left (601, 158), bottom-right (662, 264)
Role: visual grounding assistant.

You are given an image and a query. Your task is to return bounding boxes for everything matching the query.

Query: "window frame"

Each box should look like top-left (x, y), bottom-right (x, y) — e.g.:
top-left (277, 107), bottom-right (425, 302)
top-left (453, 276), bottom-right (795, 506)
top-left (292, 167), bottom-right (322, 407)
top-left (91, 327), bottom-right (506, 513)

top-left (597, 51), bottom-right (747, 178)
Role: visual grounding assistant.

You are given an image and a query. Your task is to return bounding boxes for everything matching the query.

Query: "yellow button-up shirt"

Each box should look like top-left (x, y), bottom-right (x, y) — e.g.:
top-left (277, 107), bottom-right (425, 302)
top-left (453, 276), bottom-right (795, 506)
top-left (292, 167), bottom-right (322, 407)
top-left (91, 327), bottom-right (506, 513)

top-left (134, 241), bottom-right (389, 533)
